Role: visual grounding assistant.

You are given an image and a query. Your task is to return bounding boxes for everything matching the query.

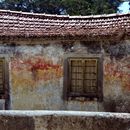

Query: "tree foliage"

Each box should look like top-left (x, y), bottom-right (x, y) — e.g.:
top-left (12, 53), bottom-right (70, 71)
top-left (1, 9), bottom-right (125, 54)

top-left (0, 0), bottom-right (122, 15)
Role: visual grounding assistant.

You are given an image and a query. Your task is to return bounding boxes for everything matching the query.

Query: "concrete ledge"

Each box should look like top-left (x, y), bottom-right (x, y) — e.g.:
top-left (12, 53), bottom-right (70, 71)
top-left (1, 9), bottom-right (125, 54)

top-left (0, 111), bottom-right (130, 130)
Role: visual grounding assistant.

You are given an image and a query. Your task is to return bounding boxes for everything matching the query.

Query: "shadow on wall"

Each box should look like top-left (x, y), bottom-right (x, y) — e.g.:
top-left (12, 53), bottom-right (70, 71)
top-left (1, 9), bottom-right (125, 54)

top-left (103, 96), bottom-right (130, 112)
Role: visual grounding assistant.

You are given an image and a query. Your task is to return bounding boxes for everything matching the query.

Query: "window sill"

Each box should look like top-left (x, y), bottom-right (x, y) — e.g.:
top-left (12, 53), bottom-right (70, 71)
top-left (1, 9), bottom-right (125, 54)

top-left (67, 96), bottom-right (99, 102)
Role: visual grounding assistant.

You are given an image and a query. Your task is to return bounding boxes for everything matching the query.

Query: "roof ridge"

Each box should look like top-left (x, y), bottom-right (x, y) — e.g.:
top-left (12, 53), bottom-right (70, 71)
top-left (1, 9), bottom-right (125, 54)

top-left (0, 9), bottom-right (130, 19)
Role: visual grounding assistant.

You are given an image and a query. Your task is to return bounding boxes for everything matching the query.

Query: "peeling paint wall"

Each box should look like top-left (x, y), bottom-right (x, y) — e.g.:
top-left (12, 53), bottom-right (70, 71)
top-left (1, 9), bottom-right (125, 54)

top-left (10, 44), bottom-right (64, 110)
top-left (103, 42), bottom-right (130, 112)
top-left (0, 39), bottom-right (130, 111)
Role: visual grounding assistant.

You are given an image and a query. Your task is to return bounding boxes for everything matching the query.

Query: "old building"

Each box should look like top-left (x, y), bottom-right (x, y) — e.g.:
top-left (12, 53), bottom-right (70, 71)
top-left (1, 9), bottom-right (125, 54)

top-left (0, 10), bottom-right (130, 111)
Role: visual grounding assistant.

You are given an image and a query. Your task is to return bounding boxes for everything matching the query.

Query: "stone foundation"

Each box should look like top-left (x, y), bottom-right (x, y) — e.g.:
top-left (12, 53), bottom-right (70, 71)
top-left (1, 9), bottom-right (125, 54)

top-left (0, 111), bottom-right (130, 130)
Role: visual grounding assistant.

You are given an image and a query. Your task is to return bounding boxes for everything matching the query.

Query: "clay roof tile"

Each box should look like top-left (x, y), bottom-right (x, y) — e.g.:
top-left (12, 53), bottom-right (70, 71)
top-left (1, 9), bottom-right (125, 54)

top-left (0, 9), bottom-right (129, 41)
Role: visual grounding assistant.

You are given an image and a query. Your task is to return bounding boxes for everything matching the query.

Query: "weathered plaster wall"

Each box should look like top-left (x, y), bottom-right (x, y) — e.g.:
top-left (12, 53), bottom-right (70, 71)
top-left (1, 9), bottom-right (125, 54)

top-left (0, 39), bottom-right (130, 111)
top-left (0, 111), bottom-right (130, 130)
top-left (103, 41), bottom-right (130, 112)
top-left (80, 40), bottom-right (130, 112)
top-left (10, 44), bottom-right (64, 110)
top-left (0, 42), bottom-right (99, 110)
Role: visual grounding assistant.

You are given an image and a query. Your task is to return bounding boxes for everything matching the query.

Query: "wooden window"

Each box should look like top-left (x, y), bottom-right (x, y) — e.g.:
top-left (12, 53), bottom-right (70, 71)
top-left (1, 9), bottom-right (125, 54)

top-left (64, 56), bottom-right (103, 101)
top-left (0, 57), bottom-right (9, 110)
top-left (0, 58), bottom-right (5, 95)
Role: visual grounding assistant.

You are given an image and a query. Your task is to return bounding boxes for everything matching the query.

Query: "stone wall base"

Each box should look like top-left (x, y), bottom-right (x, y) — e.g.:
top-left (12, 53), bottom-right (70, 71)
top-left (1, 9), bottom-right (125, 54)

top-left (0, 111), bottom-right (130, 130)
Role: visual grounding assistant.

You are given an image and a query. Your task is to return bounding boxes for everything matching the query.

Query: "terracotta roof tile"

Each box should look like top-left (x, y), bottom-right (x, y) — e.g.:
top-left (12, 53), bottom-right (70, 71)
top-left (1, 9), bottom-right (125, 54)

top-left (0, 10), bottom-right (130, 41)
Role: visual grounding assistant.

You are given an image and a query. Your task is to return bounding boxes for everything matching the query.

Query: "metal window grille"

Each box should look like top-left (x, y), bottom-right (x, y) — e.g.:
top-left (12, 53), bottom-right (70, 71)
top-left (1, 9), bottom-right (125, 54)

top-left (69, 58), bottom-right (98, 96)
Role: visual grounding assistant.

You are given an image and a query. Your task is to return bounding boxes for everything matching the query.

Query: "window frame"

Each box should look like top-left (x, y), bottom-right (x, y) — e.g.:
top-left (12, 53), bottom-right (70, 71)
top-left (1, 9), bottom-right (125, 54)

top-left (0, 58), bottom-right (6, 95)
top-left (0, 56), bottom-right (10, 109)
top-left (63, 54), bottom-right (103, 101)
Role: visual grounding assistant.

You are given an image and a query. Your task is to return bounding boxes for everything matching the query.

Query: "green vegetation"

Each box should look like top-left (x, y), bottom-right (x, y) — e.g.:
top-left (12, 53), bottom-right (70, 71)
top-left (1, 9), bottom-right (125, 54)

top-left (0, 0), bottom-right (122, 15)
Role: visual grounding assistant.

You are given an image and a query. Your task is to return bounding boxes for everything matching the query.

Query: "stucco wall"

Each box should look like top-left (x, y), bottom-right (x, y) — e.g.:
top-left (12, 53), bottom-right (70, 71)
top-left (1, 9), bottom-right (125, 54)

top-left (0, 111), bottom-right (130, 130)
top-left (0, 39), bottom-right (130, 111)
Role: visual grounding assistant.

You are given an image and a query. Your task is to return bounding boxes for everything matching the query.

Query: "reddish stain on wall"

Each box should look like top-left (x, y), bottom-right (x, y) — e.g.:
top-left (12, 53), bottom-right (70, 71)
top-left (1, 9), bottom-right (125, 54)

top-left (11, 56), bottom-right (63, 84)
top-left (12, 57), bottom-right (61, 70)
top-left (104, 57), bottom-right (130, 91)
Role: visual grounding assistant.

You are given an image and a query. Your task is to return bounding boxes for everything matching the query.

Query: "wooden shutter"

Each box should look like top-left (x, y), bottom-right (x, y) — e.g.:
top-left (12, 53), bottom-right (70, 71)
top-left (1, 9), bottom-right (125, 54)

top-left (0, 58), bottom-right (5, 94)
